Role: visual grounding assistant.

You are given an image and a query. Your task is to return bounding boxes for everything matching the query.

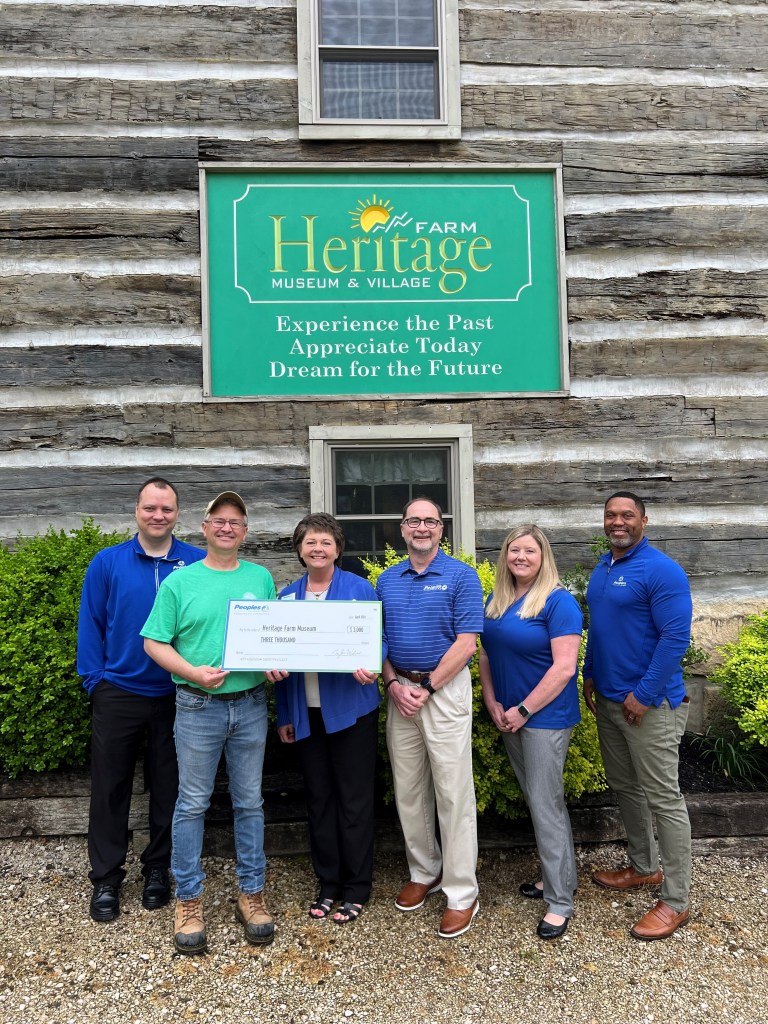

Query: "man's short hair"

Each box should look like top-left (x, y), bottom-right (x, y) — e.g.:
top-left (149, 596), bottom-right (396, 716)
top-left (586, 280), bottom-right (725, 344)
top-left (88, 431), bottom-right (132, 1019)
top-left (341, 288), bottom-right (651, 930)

top-left (605, 490), bottom-right (646, 516)
top-left (137, 477), bottom-right (179, 504)
top-left (402, 496), bottom-right (444, 521)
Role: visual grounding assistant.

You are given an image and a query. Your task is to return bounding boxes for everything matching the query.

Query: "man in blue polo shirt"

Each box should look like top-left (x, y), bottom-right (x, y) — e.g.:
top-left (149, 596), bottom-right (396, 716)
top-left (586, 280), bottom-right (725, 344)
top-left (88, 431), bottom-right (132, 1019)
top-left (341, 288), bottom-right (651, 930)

top-left (377, 497), bottom-right (484, 939)
top-left (583, 491), bottom-right (693, 941)
top-left (78, 477), bottom-right (205, 922)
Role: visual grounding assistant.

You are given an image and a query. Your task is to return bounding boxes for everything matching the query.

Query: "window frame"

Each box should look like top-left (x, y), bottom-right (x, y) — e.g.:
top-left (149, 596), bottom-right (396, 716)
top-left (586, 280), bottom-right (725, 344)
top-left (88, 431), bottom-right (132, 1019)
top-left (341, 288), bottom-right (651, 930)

top-left (309, 424), bottom-right (475, 558)
top-left (297, 0), bottom-right (461, 141)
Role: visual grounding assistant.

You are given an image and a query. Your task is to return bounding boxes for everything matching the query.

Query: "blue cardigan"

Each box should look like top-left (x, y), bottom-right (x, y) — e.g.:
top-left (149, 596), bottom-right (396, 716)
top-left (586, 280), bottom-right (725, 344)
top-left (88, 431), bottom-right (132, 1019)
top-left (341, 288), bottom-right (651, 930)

top-left (275, 568), bottom-right (385, 740)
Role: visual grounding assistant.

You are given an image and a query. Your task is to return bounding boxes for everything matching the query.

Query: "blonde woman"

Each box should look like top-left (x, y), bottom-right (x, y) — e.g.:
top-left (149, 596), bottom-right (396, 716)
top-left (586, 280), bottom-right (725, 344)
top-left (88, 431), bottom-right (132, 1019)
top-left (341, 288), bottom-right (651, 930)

top-left (479, 525), bottom-right (583, 940)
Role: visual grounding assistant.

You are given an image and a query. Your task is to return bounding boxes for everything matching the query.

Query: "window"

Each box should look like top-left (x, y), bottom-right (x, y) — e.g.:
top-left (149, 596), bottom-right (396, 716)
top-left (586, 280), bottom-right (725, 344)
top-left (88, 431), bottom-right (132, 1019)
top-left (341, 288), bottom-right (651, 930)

top-left (309, 425), bottom-right (475, 573)
top-left (298, 0), bottom-right (461, 141)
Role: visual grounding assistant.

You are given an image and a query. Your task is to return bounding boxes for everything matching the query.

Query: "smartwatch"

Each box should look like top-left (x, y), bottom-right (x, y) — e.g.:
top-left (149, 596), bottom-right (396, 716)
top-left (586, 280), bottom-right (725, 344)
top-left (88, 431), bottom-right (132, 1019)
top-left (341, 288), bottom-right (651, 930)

top-left (516, 702), bottom-right (531, 719)
top-left (421, 677), bottom-right (437, 695)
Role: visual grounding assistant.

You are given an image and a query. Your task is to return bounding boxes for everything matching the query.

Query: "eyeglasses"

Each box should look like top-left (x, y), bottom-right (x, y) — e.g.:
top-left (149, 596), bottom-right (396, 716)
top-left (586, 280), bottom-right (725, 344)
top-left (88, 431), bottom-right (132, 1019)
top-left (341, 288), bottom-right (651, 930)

top-left (204, 517), bottom-right (246, 529)
top-left (402, 517), bottom-right (442, 529)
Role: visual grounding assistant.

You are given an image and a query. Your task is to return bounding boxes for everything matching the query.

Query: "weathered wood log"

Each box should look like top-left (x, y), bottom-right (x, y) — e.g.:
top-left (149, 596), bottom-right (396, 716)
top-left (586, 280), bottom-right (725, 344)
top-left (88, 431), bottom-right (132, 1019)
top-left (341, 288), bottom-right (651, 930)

top-left (5, 4), bottom-right (767, 75)
top-left (461, 7), bottom-right (768, 72)
top-left (0, 344), bottom-right (203, 388)
top-left (1, 4), bottom-right (296, 62)
top-left (0, 394), bottom-right (715, 451)
top-left (563, 142), bottom-right (768, 195)
top-left (569, 271), bottom-right (768, 321)
top-left (0, 138), bottom-right (199, 192)
top-left (0, 210), bottom-right (200, 260)
top-left (199, 137), bottom-right (564, 167)
top-left (5, 78), bottom-right (766, 134)
top-left (0, 77), bottom-right (297, 125)
top-left (1, 275), bottom-right (200, 328)
top-left (474, 464), bottom-right (768, 507)
top-left (684, 397), bottom-right (768, 438)
top-left (0, 795), bottom-right (149, 839)
top-left (0, 466), bottom-right (308, 517)
top-left (462, 84), bottom-right (768, 133)
top-left (572, 335), bottom-right (768, 378)
top-left (566, 205), bottom-right (768, 251)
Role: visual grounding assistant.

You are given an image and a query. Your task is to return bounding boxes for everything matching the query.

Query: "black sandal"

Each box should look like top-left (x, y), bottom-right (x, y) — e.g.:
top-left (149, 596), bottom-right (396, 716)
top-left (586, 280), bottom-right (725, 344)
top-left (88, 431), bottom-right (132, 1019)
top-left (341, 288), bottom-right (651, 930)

top-left (333, 902), bottom-right (362, 925)
top-left (309, 896), bottom-right (334, 919)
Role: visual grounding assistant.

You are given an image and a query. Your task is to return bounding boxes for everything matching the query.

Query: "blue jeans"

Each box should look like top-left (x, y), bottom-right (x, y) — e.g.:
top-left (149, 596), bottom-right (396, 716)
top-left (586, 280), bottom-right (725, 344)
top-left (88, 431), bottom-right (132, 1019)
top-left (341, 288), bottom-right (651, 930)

top-left (172, 685), bottom-right (268, 901)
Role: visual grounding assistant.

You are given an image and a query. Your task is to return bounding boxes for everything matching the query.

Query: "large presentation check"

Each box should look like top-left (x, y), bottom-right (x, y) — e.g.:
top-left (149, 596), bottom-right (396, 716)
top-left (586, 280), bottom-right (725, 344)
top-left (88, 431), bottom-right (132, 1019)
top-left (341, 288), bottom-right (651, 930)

top-left (221, 599), bottom-right (382, 673)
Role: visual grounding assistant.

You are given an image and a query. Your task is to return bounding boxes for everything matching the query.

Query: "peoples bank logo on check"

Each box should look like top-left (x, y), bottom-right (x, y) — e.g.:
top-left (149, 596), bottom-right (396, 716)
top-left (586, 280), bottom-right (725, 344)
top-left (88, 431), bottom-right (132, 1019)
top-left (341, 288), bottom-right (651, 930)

top-left (233, 183), bottom-right (532, 300)
top-left (232, 602), bottom-right (270, 611)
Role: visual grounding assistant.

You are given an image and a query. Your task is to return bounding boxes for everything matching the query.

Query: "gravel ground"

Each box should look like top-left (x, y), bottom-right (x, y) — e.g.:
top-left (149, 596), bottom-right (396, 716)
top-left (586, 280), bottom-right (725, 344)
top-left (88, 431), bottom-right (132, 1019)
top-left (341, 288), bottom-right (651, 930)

top-left (1, 837), bottom-right (766, 1024)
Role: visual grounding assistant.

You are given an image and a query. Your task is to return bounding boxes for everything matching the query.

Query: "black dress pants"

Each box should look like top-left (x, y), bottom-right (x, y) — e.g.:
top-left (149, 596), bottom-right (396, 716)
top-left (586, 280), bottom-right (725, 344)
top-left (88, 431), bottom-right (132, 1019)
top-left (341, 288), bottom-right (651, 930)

top-left (299, 706), bottom-right (379, 905)
top-left (88, 681), bottom-right (178, 887)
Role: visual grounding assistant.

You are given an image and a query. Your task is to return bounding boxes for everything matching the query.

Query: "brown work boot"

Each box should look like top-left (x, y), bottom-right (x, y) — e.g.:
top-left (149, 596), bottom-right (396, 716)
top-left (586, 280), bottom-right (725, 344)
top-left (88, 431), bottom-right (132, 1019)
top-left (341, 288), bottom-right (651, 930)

top-left (173, 897), bottom-right (207, 955)
top-left (236, 891), bottom-right (275, 945)
top-left (592, 866), bottom-right (663, 890)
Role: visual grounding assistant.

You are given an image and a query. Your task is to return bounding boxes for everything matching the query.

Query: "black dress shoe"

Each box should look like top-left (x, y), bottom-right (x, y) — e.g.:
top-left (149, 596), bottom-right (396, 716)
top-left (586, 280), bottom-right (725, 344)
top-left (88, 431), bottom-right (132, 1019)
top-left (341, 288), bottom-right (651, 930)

top-left (519, 882), bottom-right (545, 899)
top-left (537, 917), bottom-right (569, 940)
top-left (90, 883), bottom-right (120, 922)
top-left (142, 867), bottom-right (171, 911)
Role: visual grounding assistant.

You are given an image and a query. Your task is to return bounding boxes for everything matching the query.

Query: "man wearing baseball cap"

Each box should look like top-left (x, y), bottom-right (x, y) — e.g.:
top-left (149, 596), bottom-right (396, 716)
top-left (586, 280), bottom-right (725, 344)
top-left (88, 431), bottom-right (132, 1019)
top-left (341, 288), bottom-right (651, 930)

top-left (142, 491), bottom-right (277, 954)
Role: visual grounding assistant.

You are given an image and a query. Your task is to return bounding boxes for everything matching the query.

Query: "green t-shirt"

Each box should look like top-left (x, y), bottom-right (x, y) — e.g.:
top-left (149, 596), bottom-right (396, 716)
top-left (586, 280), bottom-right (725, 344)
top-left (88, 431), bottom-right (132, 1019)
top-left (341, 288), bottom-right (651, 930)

top-left (141, 559), bottom-right (276, 693)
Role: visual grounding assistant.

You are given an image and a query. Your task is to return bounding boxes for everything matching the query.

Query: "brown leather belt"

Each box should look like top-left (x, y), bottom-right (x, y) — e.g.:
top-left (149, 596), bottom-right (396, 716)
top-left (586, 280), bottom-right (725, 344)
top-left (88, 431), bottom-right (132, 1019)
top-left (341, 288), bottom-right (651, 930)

top-left (392, 667), bottom-right (434, 684)
top-left (177, 683), bottom-right (256, 702)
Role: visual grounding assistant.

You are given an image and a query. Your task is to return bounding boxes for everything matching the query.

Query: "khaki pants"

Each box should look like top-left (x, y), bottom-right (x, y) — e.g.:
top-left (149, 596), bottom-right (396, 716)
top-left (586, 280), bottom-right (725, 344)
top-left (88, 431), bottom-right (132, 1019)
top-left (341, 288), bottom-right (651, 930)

top-left (596, 693), bottom-right (691, 912)
top-left (386, 666), bottom-right (478, 910)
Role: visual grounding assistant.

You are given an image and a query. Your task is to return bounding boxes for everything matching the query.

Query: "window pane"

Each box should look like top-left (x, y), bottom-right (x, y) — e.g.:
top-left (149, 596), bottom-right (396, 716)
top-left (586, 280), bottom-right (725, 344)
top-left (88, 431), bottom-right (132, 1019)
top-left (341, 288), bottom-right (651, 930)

top-left (336, 484), bottom-right (373, 515)
top-left (321, 0), bottom-right (436, 47)
top-left (374, 482), bottom-right (410, 513)
top-left (341, 519), bottom-right (376, 554)
top-left (321, 60), bottom-right (438, 119)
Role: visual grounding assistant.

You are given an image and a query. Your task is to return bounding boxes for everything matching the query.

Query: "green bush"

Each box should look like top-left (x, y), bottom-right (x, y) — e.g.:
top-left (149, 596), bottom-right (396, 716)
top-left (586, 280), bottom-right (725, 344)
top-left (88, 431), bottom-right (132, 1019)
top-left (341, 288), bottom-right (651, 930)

top-left (0, 519), bottom-right (129, 776)
top-left (361, 544), bottom-right (606, 820)
top-left (710, 609), bottom-right (768, 749)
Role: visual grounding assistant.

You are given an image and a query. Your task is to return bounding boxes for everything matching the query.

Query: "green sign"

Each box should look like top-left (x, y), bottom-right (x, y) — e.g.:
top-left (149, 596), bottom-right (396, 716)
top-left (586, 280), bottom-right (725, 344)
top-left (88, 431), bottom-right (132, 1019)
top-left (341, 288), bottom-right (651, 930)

top-left (201, 165), bottom-right (567, 399)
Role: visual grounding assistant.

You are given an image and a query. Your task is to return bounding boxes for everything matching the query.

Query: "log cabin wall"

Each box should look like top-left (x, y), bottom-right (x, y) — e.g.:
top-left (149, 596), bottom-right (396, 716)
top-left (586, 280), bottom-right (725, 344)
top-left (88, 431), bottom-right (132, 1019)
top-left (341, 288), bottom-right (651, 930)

top-left (1, 0), bottom-right (767, 653)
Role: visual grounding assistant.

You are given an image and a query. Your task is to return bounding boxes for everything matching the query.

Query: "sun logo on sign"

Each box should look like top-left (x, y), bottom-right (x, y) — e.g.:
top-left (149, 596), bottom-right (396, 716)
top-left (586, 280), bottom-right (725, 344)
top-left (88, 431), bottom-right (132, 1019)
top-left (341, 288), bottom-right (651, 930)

top-left (349, 194), bottom-right (393, 233)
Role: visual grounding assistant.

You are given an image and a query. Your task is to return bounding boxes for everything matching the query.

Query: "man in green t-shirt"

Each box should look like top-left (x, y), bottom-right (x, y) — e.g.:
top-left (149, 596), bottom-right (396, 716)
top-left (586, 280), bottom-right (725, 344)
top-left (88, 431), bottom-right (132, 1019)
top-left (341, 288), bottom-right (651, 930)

top-left (142, 491), bottom-right (276, 955)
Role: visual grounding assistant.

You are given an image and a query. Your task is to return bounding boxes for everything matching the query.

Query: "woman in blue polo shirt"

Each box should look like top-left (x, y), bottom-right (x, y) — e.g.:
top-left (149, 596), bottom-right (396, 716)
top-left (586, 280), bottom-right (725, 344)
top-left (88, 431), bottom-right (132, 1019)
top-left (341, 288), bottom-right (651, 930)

top-left (269, 513), bottom-right (383, 926)
top-left (479, 524), bottom-right (583, 941)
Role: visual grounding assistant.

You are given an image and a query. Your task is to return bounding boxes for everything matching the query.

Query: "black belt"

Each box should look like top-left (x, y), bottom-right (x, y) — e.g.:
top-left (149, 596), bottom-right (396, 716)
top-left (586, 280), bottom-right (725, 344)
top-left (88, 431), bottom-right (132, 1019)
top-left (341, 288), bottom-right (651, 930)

top-left (177, 683), bottom-right (256, 702)
top-left (392, 667), bottom-right (435, 683)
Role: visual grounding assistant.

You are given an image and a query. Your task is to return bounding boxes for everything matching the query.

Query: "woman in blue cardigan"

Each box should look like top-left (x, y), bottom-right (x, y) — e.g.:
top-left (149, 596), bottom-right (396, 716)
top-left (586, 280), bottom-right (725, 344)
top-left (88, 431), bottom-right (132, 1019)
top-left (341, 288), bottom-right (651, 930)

top-left (269, 513), bottom-right (384, 925)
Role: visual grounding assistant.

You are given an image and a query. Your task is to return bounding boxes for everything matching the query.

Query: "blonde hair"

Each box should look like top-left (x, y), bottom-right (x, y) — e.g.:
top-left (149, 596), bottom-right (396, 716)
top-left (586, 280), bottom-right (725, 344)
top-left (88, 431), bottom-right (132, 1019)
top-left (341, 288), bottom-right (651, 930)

top-left (485, 524), bottom-right (563, 620)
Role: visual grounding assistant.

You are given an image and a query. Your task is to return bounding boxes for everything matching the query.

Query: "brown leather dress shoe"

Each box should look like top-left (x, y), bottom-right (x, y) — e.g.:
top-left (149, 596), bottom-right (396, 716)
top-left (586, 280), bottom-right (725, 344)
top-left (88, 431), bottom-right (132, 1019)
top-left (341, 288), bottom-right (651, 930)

top-left (592, 866), bottom-right (663, 890)
top-left (630, 900), bottom-right (690, 941)
top-left (438, 899), bottom-right (479, 939)
top-left (395, 876), bottom-right (442, 911)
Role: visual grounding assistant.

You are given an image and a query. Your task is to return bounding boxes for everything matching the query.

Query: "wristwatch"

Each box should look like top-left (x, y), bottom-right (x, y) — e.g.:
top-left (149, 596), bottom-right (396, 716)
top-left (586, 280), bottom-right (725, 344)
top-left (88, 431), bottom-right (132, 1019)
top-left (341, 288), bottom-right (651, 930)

top-left (516, 702), bottom-right (531, 719)
top-left (421, 677), bottom-right (437, 695)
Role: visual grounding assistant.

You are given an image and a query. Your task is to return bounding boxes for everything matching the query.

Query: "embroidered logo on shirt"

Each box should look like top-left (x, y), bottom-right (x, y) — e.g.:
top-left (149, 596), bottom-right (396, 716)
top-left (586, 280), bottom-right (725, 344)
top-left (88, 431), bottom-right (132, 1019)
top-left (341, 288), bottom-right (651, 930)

top-left (612, 576), bottom-right (628, 587)
top-left (423, 584), bottom-right (448, 592)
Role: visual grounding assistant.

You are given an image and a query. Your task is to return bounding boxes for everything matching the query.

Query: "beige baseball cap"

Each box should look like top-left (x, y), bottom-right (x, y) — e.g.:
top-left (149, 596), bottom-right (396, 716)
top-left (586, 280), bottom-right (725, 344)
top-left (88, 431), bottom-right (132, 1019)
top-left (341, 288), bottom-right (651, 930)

top-left (204, 491), bottom-right (248, 518)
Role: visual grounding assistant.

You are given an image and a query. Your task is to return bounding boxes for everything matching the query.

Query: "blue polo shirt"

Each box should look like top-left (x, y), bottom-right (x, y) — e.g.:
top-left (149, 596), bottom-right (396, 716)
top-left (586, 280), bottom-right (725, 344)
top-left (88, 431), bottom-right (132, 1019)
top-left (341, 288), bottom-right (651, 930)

top-left (482, 588), bottom-right (583, 729)
top-left (584, 537), bottom-right (692, 708)
top-left (376, 548), bottom-right (484, 670)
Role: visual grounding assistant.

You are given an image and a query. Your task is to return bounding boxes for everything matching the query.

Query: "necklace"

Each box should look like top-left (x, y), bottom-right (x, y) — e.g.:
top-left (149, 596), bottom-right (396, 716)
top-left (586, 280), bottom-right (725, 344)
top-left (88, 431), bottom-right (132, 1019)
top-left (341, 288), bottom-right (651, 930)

top-left (307, 578), bottom-right (332, 599)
